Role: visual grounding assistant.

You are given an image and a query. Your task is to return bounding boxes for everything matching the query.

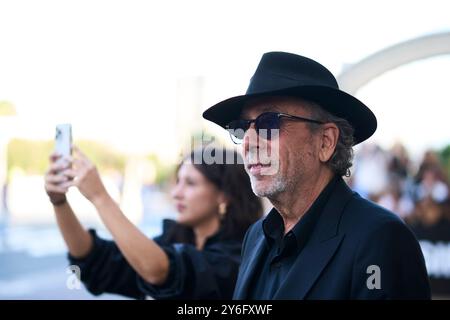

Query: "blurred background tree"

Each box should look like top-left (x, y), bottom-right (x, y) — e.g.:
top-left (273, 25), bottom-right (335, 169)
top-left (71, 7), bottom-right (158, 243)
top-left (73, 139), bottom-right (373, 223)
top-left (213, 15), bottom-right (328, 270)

top-left (6, 138), bottom-right (178, 187)
top-left (7, 139), bottom-right (143, 178)
top-left (440, 144), bottom-right (450, 179)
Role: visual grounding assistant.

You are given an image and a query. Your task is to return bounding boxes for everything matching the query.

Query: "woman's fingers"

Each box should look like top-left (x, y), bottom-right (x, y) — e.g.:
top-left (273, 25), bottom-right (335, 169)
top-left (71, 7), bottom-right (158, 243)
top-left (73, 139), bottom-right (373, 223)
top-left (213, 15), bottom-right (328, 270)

top-left (49, 152), bottom-right (61, 162)
top-left (71, 158), bottom-right (83, 172)
top-left (72, 146), bottom-right (86, 160)
top-left (47, 161), bottom-right (71, 174)
top-left (72, 145), bottom-right (84, 157)
top-left (71, 157), bottom-right (83, 167)
top-left (62, 169), bottom-right (77, 178)
top-left (45, 173), bottom-right (70, 184)
top-left (72, 146), bottom-right (92, 166)
top-left (45, 151), bottom-right (78, 198)
top-left (45, 182), bottom-right (69, 194)
top-left (71, 157), bottom-right (94, 174)
top-left (45, 172), bottom-right (77, 191)
top-left (59, 179), bottom-right (77, 189)
top-left (50, 152), bottom-right (71, 164)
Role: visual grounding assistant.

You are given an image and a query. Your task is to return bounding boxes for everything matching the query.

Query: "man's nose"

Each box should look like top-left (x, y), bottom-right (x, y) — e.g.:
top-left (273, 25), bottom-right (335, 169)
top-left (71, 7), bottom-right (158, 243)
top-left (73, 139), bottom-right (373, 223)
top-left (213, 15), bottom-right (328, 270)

top-left (243, 123), bottom-right (259, 154)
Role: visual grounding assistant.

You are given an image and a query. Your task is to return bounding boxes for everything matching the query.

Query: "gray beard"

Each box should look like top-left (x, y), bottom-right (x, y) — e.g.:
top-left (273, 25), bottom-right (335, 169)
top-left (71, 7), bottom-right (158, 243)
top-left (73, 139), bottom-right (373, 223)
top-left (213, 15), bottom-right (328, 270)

top-left (249, 173), bottom-right (287, 198)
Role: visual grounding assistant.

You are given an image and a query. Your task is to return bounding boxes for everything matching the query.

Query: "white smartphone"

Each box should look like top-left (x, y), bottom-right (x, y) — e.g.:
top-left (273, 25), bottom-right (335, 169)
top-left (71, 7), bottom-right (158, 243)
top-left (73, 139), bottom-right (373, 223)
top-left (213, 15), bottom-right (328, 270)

top-left (55, 123), bottom-right (72, 161)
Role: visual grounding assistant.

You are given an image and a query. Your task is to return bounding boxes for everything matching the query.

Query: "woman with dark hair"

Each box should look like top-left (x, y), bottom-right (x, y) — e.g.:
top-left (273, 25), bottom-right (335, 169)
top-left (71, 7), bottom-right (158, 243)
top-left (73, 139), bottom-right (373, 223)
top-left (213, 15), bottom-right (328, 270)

top-left (44, 146), bottom-right (262, 299)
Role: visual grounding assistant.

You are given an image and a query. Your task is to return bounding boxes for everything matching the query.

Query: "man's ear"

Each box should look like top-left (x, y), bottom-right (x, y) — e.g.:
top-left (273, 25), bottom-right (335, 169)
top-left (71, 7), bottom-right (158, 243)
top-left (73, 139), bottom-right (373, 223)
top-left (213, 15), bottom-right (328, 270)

top-left (318, 123), bottom-right (339, 163)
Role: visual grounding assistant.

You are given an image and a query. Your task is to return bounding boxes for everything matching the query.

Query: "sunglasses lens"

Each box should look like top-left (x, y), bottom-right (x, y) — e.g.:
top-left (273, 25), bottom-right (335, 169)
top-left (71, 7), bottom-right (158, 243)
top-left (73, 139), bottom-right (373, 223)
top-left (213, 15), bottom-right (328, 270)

top-left (227, 120), bottom-right (248, 144)
top-left (256, 113), bottom-right (279, 140)
top-left (226, 113), bottom-right (280, 144)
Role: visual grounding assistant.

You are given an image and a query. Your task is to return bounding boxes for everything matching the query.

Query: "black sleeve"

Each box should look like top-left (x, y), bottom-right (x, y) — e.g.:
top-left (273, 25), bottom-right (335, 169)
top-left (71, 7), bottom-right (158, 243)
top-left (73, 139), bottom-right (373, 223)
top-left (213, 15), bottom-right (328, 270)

top-left (137, 241), bottom-right (242, 299)
top-left (350, 219), bottom-right (431, 299)
top-left (68, 229), bottom-right (144, 299)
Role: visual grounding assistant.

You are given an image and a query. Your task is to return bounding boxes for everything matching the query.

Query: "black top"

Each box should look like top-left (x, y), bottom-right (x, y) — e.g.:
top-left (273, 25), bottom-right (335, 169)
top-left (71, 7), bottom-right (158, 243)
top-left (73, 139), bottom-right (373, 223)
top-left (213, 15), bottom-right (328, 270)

top-left (248, 176), bottom-right (338, 299)
top-left (68, 220), bottom-right (242, 299)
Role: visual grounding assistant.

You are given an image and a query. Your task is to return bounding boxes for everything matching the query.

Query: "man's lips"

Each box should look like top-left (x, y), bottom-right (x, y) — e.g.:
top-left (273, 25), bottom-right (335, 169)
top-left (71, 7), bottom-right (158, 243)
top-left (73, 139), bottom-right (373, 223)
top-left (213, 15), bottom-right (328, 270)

top-left (247, 163), bottom-right (271, 175)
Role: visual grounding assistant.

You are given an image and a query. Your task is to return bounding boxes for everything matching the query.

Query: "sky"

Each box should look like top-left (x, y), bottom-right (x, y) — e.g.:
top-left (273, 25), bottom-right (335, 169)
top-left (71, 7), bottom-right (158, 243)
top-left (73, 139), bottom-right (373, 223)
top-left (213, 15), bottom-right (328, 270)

top-left (0, 0), bottom-right (449, 161)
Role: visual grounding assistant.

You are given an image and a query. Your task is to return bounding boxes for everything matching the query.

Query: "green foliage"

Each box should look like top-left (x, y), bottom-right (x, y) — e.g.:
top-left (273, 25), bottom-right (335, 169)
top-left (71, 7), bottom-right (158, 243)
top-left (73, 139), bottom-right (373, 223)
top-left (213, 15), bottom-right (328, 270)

top-left (146, 153), bottom-right (176, 186)
top-left (440, 144), bottom-right (450, 179)
top-left (76, 140), bottom-right (126, 173)
top-left (6, 138), bottom-right (178, 186)
top-left (7, 139), bottom-right (127, 176)
top-left (7, 139), bottom-right (54, 176)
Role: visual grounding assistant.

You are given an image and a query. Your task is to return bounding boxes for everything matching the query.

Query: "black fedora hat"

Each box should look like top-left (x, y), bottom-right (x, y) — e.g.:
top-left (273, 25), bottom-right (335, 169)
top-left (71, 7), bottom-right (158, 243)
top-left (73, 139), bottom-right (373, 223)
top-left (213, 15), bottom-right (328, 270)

top-left (202, 51), bottom-right (377, 145)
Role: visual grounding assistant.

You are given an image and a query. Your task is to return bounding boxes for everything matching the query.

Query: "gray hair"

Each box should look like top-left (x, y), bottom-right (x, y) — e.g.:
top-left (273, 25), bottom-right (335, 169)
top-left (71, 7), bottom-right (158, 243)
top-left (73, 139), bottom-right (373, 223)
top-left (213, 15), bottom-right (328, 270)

top-left (302, 100), bottom-right (355, 177)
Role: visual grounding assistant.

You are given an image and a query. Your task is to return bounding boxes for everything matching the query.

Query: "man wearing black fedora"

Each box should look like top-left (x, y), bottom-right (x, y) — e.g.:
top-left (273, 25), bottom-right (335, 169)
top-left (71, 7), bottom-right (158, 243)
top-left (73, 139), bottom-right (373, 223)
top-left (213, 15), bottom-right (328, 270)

top-left (202, 52), bottom-right (430, 299)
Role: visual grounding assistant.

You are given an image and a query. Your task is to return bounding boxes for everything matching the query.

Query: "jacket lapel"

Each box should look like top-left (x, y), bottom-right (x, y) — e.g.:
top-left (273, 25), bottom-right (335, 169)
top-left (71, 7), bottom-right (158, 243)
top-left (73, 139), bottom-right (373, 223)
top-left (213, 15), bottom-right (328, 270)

top-left (273, 234), bottom-right (345, 299)
top-left (273, 178), bottom-right (354, 299)
top-left (233, 231), bottom-right (266, 299)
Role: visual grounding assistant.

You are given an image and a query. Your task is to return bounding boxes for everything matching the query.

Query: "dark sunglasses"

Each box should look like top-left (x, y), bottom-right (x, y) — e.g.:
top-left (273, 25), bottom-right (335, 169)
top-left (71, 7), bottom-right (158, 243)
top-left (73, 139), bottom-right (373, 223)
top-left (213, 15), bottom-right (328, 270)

top-left (226, 112), bottom-right (324, 144)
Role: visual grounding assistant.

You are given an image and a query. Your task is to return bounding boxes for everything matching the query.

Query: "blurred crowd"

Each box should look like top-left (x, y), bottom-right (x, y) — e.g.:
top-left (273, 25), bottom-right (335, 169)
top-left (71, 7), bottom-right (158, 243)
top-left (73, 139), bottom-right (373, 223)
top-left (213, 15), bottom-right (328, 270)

top-left (349, 143), bottom-right (450, 297)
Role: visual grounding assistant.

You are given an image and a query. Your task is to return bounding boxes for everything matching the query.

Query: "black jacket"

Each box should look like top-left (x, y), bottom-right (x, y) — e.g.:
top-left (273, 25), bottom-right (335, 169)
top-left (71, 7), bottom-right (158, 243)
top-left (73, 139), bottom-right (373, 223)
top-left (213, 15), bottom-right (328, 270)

top-left (233, 177), bottom-right (431, 299)
top-left (68, 220), bottom-right (242, 299)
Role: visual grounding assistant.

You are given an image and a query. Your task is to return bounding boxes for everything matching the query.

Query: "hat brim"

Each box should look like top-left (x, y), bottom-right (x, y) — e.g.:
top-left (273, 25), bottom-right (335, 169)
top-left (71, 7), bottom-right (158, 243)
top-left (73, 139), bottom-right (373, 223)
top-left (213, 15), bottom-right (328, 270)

top-left (202, 85), bottom-right (377, 145)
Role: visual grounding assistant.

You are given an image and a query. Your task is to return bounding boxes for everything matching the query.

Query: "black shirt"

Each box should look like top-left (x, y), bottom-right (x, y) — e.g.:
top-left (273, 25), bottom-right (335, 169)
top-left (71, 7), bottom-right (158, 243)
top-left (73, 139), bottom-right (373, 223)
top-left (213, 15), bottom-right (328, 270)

top-left (248, 176), bottom-right (338, 299)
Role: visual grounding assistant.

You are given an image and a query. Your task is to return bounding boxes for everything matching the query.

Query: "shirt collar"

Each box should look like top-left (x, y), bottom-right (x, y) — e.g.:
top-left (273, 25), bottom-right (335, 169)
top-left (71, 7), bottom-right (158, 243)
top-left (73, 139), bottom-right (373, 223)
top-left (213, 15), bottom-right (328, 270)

top-left (262, 175), bottom-right (339, 250)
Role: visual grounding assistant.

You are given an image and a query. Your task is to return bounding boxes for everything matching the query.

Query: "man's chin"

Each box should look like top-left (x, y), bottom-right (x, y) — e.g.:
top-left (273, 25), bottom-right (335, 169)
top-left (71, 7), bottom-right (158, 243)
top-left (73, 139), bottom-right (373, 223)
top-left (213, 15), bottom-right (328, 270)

top-left (251, 179), bottom-right (283, 198)
top-left (250, 176), bottom-right (285, 198)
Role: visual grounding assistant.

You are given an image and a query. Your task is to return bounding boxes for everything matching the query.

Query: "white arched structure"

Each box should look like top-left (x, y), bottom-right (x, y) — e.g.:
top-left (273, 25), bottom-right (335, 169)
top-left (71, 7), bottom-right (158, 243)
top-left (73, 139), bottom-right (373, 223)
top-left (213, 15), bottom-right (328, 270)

top-left (337, 32), bottom-right (450, 94)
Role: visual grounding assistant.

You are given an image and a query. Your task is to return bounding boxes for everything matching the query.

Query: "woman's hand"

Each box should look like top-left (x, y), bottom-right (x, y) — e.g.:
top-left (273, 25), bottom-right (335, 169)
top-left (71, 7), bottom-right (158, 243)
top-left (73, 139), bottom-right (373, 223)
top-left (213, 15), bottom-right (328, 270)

top-left (62, 147), bottom-right (169, 284)
top-left (45, 151), bottom-right (94, 259)
top-left (44, 153), bottom-right (71, 205)
top-left (63, 146), bottom-right (108, 206)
